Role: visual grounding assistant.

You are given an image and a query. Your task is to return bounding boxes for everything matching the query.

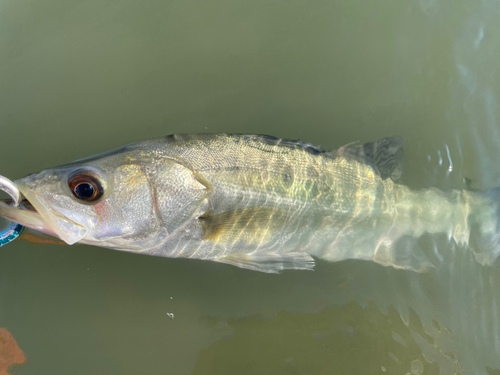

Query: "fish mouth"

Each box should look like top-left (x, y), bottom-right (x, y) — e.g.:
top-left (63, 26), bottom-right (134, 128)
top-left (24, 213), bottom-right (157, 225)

top-left (0, 182), bottom-right (87, 245)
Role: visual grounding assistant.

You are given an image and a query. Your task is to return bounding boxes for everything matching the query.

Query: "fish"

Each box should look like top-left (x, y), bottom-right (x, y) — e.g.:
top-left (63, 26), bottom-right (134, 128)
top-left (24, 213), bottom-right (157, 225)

top-left (0, 133), bottom-right (499, 273)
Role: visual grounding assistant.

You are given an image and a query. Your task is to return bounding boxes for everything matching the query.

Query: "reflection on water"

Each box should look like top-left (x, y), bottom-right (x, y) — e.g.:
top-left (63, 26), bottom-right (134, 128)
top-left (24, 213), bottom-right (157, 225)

top-left (1, 0), bottom-right (500, 373)
top-left (192, 302), bottom-right (439, 375)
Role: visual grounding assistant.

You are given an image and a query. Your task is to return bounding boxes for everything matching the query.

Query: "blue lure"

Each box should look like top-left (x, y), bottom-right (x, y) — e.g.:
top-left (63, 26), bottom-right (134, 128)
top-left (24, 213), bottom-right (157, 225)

top-left (0, 223), bottom-right (24, 247)
top-left (0, 176), bottom-right (24, 247)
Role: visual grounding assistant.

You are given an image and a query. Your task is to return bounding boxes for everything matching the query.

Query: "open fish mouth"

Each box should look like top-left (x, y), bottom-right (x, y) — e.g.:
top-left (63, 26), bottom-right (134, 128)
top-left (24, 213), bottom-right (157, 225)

top-left (0, 182), bottom-right (87, 244)
top-left (0, 196), bottom-right (57, 238)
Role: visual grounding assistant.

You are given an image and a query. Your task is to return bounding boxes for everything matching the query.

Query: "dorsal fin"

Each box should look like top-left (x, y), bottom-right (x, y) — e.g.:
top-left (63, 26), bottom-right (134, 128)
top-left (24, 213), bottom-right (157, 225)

top-left (237, 134), bottom-right (325, 155)
top-left (341, 137), bottom-right (404, 180)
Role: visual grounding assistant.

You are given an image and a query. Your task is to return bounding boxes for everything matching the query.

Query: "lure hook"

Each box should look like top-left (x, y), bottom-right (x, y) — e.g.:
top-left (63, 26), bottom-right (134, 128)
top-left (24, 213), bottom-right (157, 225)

top-left (0, 176), bottom-right (24, 247)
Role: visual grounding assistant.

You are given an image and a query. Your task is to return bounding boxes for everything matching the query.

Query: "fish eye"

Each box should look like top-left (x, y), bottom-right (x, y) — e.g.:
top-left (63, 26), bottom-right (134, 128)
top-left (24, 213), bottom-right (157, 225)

top-left (68, 170), bottom-right (104, 203)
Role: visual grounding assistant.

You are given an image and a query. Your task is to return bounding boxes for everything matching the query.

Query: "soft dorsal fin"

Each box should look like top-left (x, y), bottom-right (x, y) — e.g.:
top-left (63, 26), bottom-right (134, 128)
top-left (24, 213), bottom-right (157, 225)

top-left (341, 137), bottom-right (404, 180)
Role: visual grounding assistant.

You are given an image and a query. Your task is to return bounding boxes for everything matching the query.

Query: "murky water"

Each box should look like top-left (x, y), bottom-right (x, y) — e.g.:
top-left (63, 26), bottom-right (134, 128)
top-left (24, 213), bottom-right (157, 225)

top-left (1, 0), bottom-right (500, 373)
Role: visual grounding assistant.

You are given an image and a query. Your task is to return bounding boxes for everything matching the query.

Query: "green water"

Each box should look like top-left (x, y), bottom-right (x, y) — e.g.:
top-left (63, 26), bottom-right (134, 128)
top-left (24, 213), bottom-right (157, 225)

top-left (1, 0), bottom-right (500, 373)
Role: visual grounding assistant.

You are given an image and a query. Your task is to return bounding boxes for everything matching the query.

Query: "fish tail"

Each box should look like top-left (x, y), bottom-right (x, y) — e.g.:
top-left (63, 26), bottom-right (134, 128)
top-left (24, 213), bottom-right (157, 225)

top-left (468, 187), bottom-right (500, 266)
top-left (326, 186), bottom-right (500, 271)
top-left (373, 186), bottom-right (499, 271)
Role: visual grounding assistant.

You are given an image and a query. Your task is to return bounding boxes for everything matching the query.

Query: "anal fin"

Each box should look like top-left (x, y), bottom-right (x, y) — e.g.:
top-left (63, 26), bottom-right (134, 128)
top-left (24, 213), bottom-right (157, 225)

top-left (217, 252), bottom-right (315, 273)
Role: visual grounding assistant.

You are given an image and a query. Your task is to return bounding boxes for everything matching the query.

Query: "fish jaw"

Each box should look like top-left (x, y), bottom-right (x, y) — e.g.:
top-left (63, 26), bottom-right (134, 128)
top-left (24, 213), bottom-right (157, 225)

top-left (0, 181), bottom-right (87, 245)
top-left (0, 200), bottom-right (56, 236)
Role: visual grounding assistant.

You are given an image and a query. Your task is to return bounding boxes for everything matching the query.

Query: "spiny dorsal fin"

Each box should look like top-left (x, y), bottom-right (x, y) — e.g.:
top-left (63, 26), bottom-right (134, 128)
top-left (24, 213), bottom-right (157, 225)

top-left (237, 134), bottom-right (325, 155)
top-left (341, 137), bottom-right (404, 181)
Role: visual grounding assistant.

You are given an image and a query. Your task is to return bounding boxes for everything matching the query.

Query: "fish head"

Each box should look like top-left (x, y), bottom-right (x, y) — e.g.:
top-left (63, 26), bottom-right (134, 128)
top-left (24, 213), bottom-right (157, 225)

top-left (1, 147), bottom-right (211, 250)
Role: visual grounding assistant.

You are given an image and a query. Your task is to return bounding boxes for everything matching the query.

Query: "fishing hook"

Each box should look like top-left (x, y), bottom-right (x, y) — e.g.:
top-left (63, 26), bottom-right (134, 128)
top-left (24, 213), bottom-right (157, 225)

top-left (0, 176), bottom-right (24, 247)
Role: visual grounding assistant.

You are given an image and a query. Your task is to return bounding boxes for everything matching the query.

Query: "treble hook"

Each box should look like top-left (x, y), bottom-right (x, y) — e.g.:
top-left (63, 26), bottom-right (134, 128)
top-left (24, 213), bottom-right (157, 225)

top-left (0, 176), bottom-right (24, 247)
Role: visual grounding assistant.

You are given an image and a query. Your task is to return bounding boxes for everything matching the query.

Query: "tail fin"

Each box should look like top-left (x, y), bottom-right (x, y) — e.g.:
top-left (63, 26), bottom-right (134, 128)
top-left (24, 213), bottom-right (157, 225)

top-left (468, 187), bottom-right (500, 266)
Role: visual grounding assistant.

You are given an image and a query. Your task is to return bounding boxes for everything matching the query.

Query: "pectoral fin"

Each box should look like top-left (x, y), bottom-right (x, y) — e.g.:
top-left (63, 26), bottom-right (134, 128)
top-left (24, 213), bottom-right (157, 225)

top-left (199, 207), bottom-right (289, 245)
top-left (217, 252), bottom-right (315, 273)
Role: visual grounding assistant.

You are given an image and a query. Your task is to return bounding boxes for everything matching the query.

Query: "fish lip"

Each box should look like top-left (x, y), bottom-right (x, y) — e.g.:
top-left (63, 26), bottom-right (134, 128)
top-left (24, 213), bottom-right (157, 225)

top-left (13, 182), bottom-right (87, 244)
top-left (0, 197), bottom-right (56, 237)
top-left (0, 198), bottom-right (38, 213)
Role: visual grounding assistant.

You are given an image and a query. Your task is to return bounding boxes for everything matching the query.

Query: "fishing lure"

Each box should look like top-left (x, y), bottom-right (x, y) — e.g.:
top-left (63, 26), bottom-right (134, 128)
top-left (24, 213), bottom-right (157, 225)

top-left (0, 176), bottom-right (24, 247)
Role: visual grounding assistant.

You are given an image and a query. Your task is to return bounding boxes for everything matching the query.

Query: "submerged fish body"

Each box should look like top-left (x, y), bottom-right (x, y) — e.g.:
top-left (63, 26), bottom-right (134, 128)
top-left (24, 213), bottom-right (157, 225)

top-left (0, 134), bottom-right (497, 272)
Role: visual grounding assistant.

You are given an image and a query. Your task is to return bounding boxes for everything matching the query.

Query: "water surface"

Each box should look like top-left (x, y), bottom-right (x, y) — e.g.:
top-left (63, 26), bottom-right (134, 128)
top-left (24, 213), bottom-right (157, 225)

top-left (1, 0), bottom-right (500, 373)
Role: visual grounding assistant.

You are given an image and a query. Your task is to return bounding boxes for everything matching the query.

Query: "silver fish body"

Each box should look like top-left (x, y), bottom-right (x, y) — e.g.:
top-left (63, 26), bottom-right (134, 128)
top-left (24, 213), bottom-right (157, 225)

top-left (0, 134), bottom-right (497, 272)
